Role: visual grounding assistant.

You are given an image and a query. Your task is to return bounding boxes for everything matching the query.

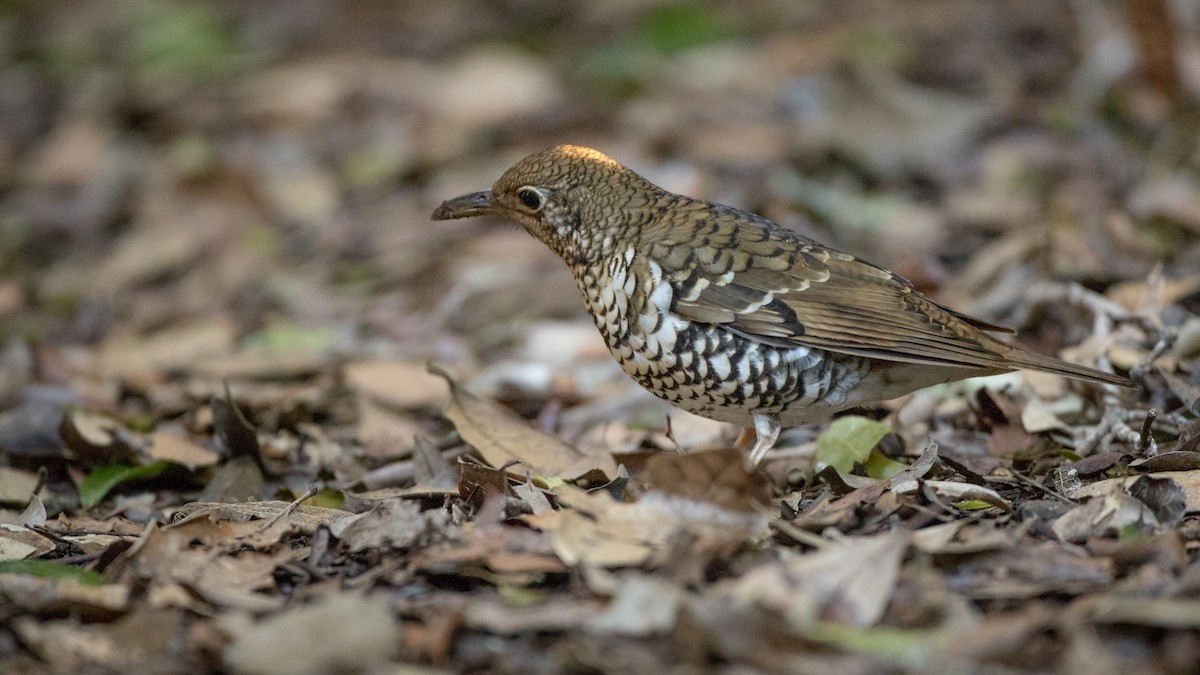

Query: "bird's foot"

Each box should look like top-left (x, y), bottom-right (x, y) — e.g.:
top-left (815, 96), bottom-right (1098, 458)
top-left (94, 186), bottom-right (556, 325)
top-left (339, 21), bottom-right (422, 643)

top-left (743, 413), bottom-right (780, 470)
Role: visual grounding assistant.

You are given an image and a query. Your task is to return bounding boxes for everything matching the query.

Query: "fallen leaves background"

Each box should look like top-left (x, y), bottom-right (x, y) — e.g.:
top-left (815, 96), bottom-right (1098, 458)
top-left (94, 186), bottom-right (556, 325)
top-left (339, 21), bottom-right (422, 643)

top-left (1, 1), bottom-right (1199, 673)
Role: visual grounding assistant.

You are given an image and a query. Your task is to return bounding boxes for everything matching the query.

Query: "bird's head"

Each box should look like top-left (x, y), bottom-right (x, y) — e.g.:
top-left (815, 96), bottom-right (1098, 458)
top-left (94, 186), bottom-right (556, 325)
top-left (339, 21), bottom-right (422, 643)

top-left (431, 145), bottom-right (661, 266)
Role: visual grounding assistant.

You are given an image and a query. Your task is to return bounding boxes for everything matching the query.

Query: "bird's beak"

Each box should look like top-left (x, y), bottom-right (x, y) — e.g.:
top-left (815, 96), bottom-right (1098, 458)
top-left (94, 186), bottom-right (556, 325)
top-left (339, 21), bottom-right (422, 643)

top-left (431, 189), bottom-right (493, 220)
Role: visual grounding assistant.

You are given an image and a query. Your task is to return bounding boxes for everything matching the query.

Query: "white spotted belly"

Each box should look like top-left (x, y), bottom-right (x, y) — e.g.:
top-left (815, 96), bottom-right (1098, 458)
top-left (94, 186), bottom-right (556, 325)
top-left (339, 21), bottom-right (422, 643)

top-left (575, 254), bottom-right (879, 427)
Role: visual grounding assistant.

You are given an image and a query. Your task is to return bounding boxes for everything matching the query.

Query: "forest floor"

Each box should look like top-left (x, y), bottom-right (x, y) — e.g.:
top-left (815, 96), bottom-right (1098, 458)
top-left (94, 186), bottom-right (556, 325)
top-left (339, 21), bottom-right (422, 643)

top-left (1, 1), bottom-right (1199, 673)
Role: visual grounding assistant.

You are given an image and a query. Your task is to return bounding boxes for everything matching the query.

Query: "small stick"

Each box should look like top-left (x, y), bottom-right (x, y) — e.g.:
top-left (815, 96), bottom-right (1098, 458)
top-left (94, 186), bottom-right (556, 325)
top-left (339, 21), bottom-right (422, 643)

top-left (259, 484), bottom-right (319, 532)
top-left (1136, 409), bottom-right (1158, 455)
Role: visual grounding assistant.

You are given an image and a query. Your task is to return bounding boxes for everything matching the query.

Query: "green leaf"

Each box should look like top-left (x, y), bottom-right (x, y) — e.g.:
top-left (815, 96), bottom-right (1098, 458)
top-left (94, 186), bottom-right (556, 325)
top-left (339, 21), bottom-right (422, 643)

top-left (640, 2), bottom-right (733, 55)
top-left (864, 448), bottom-right (907, 480)
top-left (815, 416), bottom-right (891, 473)
top-left (802, 621), bottom-right (936, 660)
top-left (79, 460), bottom-right (175, 508)
top-left (1118, 523), bottom-right (1146, 541)
top-left (0, 559), bottom-right (105, 586)
top-left (952, 500), bottom-right (994, 511)
top-left (243, 323), bottom-right (335, 353)
top-left (302, 488), bottom-right (345, 510)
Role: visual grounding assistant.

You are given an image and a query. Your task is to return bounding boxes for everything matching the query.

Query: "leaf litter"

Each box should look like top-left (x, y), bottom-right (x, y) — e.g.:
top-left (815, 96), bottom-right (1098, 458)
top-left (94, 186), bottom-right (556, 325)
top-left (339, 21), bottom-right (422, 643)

top-left (1, 2), bottom-right (1199, 673)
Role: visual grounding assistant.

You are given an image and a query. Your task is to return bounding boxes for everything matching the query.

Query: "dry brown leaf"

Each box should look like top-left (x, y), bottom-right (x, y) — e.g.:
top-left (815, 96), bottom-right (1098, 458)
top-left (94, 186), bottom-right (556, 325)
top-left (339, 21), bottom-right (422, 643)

top-left (329, 499), bottom-right (453, 553)
top-left (531, 507), bottom-right (653, 568)
top-left (1068, 594), bottom-right (1200, 629)
top-left (1074, 470), bottom-right (1200, 513)
top-left (986, 423), bottom-right (1038, 457)
top-left (511, 479), bottom-right (554, 515)
top-left (464, 596), bottom-right (600, 635)
top-left (195, 456), bottom-right (266, 504)
top-left (350, 485), bottom-right (459, 502)
top-left (1052, 485), bottom-right (1158, 543)
top-left (223, 594), bottom-right (399, 675)
top-left (58, 410), bottom-right (137, 465)
top-left (723, 530), bottom-right (909, 627)
top-left (641, 447), bottom-right (770, 513)
top-left (940, 540), bottom-right (1114, 600)
top-left (43, 515), bottom-right (144, 537)
top-left (355, 399), bottom-right (427, 459)
top-left (164, 512), bottom-right (294, 552)
top-left (432, 366), bottom-right (617, 480)
top-left (1106, 271), bottom-right (1200, 313)
top-left (892, 479), bottom-right (1011, 511)
top-left (0, 523), bottom-right (56, 561)
top-left (345, 359), bottom-right (450, 409)
top-left (172, 500), bottom-right (353, 533)
top-left (414, 522), bottom-right (565, 583)
top-left (15, 494), bottom-right (46, 527)
top-left (588, 575), bottom-right (684, 635)
top-left (58, 533), bottom-right (128, 555)
top-left (0, 574), bottom-right (129, 619)
top-left (794, 482), bottom-right (888, 531)
top-left (1131, 452), bottom-right (1200, 473)
top-left (528, 485), bottom-right (765, 569)
top-left (191, 349), bottom-right (327, 381)
top-left (146, 431), bottom-right (219, 469)
top-left (1020, 399), bottom-right (1071, 433)
top-left (0, 467), bottom-right (40, 505)
top-left (115, 524), bottom-right (288, 613)
top-left (912, 520), bottom-right (1021, 555)
top-left (9, 613), bottom-right (175, 673)
top-left (97, 318), bottom-right (237, 378)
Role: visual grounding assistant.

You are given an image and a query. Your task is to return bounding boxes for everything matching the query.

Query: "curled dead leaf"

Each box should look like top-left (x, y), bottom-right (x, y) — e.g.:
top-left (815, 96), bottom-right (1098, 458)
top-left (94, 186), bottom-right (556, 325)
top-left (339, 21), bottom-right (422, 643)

top-left (1052, 485), bottom-right (1158, 543)
top-left (722, 530), bottom-right (910, 628)
top-left (527, 485), bottom-right (765, 569)
top-left (891, 479), bottom-right (1011, 512)
top-left (0, 524), bottom-right (56, 561)
top-left (1074, 470), bottom-right (1200, 513)
top-left (58, 410), bottom-right (137, 466)
top-left (430, 365), bottom-right (617, 480)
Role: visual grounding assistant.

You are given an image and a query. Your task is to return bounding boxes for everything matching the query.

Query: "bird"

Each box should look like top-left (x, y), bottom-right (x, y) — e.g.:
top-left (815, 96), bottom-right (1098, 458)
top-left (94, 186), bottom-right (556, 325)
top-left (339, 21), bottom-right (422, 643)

top-left (432, 145), bottom-right (1132, 469)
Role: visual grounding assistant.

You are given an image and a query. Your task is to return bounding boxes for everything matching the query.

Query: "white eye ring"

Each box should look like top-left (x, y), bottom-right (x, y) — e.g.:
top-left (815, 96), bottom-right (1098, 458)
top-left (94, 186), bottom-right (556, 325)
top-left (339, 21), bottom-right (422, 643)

top-left (516, 186), bottom-right (545, 211)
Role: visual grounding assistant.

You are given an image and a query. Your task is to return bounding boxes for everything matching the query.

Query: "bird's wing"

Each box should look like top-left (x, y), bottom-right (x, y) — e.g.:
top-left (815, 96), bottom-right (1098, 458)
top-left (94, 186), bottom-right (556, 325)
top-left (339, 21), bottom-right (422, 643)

top-left (645, 203), bottom-right (1129, 386)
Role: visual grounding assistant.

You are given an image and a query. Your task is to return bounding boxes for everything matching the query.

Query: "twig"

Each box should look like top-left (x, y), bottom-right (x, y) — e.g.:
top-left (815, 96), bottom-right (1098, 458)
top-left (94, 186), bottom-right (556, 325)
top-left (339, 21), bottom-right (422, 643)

top-left (1011, 281), bottom-right (1129, 340)
top-left (769, 518), bottom-right (832, 549)
top-left (1130, 331), bottom-right (1174, 380)
top-left (259, 484), bottom-right (319, 532)
top-left (50, 551), bottom-right (105, 566)
top-left (1136, 409), bottom-right (1158, 456)
top-left (988, 471), bottom-right (1080, 507)
top-left (1075, 408), bottom-right (1121, 456)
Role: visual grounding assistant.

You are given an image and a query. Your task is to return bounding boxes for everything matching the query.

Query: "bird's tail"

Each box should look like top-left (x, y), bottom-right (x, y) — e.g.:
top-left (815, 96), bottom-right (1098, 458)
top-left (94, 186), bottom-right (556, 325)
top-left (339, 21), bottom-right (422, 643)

top-left (1002, 347), bottom-right (1133, 387)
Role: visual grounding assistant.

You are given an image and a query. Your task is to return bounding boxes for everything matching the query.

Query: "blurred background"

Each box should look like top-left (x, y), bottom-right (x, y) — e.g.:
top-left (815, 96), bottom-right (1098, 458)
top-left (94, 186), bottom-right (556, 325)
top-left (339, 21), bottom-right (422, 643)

top-left (0, 0), bottom-right (1197, 439)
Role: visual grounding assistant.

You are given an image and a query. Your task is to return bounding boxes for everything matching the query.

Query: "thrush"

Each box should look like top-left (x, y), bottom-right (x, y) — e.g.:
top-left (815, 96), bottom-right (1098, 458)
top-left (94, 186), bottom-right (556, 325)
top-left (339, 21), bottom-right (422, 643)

top-left (432, 145), bottom-right (1132, 468)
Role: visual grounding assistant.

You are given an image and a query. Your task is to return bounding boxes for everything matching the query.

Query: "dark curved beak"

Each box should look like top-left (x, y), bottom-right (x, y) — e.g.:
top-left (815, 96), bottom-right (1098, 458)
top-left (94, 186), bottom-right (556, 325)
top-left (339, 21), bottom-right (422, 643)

top-left (431, 189), bottom-right (493, 220)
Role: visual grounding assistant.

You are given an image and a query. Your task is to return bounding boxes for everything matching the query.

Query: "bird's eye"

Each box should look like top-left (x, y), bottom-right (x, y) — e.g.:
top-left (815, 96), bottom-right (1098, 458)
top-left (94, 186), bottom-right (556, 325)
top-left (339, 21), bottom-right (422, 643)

top-left (516, 187), bottom-right (544, 211)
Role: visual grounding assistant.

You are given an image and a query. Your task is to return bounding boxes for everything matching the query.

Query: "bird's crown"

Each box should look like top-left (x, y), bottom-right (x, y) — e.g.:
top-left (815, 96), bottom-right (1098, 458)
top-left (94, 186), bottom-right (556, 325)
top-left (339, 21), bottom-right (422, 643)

top-left (494, 145), bottom-right (643, 194)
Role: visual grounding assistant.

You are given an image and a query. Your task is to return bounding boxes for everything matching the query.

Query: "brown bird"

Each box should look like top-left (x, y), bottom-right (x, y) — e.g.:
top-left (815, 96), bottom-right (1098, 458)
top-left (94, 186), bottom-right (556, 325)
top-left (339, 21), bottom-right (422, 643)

top-left (433, 145), bottom-right (1131, 468)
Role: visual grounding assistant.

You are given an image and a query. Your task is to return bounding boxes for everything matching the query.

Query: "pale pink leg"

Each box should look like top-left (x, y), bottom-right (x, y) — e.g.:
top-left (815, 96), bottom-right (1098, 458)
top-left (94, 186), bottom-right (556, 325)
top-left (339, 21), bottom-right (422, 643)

top-left (744, 413), bottom-right (780, 469)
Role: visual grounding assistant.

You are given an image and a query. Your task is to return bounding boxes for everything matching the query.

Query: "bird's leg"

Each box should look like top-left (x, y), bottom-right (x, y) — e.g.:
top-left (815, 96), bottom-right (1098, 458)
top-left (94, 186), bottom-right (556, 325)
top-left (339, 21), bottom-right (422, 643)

top-left (733, 426), bottom-right (755, 452)
top-left (743, 413), bottom-right (781, 470)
